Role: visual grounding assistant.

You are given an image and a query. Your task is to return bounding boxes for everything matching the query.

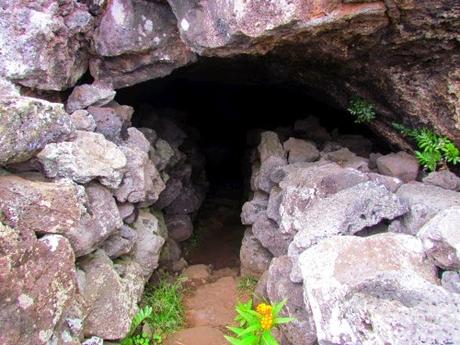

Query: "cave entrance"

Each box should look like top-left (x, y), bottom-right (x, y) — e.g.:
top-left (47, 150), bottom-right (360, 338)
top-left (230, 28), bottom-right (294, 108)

top-left (116, 57), bottom-right (386, 269)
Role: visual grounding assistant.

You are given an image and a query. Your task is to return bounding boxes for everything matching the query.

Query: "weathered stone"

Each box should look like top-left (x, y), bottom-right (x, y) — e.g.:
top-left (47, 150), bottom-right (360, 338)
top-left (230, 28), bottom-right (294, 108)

top-left (389, 182), bottom-right (460, 235)
top-left (130, 210), bottom-right (166, 278)
top-left (79, 250), bottom-right (144, 339)
top-left (0, 175), bottom-right (84, 239)
top-left (278, 162), bottom-right (369, 234)
top-left (442, 271), bottom-right (460, 294)
top-left (294, 116), bottom-right (332, 143)
top-left (336, 134), bottom-right (373, 157)
top-left (241, 192), bottom-right (268, 225)
top-left (298, 233), bottom-right (460, 345)
top-left (152, 138), bottom-right (176, 171)
top-left (289, 181), bottom-right (408, 256)
top-left (417, 206), bottom-right (460, 270)
top-left (367, 172), bottom-right (403, 192)
top-left (102, 225), bottom-right (137, 259)
top-left (423, 170), bottom-right (460, 191)
top-left (0, 95), bottom-right (74, 165)
top-left (267, 257), bottom-right (316, 345)
top-left (75, 182), bottom-right (123, 257)
top-left (252, 212), bottom-right (291, 257)
top-left (70, 110), bottom-right (97, 132)
top-left (283, 137), bottom-right (319, 163)
top-left (376, 151), bottom-right (420, 183)
top-left (266, 186), bottom-right (283, 225)
top-left (90, 0), bottom-right (195, 88)
top-left (240, 229), bottom-right (273, 278)
top-left (165, 214), bottom-right (193, 242)
top-left (66, 82), bottom-right (116, 113)
top-left (160, 238), bottom-right (182, 266)
top-left (117, 202), bottom-right (135, 220)
top-left (165, 185), bottom-right (203, 215)
top-left (86, 105), bottom-right (132, 142)
top-left (0, 221), bottom-right (76, 345)
top-left (323, 148), bottom-right (370, 172)
top-left (154, 178), bottom-right (183, 210)
top-left (114, 145), bottom-right (165, 204)
top-left (183, 264), bottom-right (211, 286)
top-left (37, 130), bottom-right (127, 188)
top-left (123, 127), bottom-right (151, 153)
top-left (0, 1), bottom-right (91, 90)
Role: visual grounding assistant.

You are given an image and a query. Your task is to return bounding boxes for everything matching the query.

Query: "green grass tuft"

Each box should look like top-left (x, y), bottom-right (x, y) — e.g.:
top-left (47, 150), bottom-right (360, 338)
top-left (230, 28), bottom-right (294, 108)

top-left (238, 275), bottom-right (259, 295)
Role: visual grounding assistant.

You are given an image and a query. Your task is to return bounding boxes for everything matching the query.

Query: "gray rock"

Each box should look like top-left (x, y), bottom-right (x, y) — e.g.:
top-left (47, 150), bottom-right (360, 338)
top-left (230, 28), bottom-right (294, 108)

top-left (138, 127), bottom-right (158, 145)
top-left (0, 95), bottom-right (74, 165)
top-left (79, 250), bottom-right (144, 339)
top-left (70, 110), bottom-right (97, 132)
top-left (241, 192), bottom-right (268, 225)
top-left (117, 202), bottom-right (135, 220)
top-left (165, 185), bottom-right (203, 215)
top-left (160, 238), bottom-right (182, 265)
top-left (240, 229), bottom-right (273, 278)
top-left (323, 148), bottom-right (369, 172)
top-left (130, 210), bottom-right (166, 278)
top-left (283, 137), bottom-right (319, 163)
top-left (267, 186), bottom-right (283, 225)
top-left (102, 225), bottom-right (137, 259)
top-left (376, 151), bottom-right (419, 182)
top-left (66, 82), bottom-right (116, 113)
top-left (154, 178), bottom-right (183, 210)
top-left (299, 233), bottom-right (458, 345)
top-left (422, 170), bottom-right (460, 191)
top-left (389, 182), bottom-right (460, 235)
top-left (123, 127), bottom-right (151, 153)
top-left (153, 138), bottom-right (176, 171)
top-left (87, 105), bottom-right (133, 142)
top-left (0, 0), bottom-right (90, 90)
top-left (252, 212), bottom-right (292, 257)
top-left (367, 172), bottom-right (403, 192)
top-left (336, 134), bottom-right (373, 157)
top-left (165, 214), bottom-right (193, 242)
top-left (289, 181), bottom-right (408, 257)
top-left (267, 257), bottom-right (316, 345)
top-left (417, 206), bottom-right (460, 270)
top-left (37, 130), bottom-right (127, 189)
top-left (0, 223), bottom-right (76, 345)
top-left (441, 271), bottom-right (460, 294)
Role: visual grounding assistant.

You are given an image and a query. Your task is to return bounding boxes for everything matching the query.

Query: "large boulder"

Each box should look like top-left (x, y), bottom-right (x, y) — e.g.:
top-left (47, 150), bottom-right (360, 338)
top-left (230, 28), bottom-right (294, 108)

top-left (283, 137), bottom-right (319, 164)
top-left (417, 206), bottom-right (460, 270)
top-left (389, 182), bottom-right (460, 235)
top-left (0, 96), bottom-right (74, 165)
top-left (87, 104), bottom-right (133, 142)
top-left (240, 192), bottom-right (268, 225)
top-left (240, 229), bottom-right (272, 278)
top-left (252, 212), bottom-right (291, 257)
top-left (78, 250), bottom-right (144, 340)
top-left (422, 170), bottom-right (460, 191)
top-left (0, 0), bottom-right (91, 90)
top-left (89, 0), bottom-right (195, 88)
top-left (0, 221), bottom-right (77, 345)
top-left (66, 82), bottom-right (116, 113)
top-left (289, 181), bottom-right (407, 256)
top-left (130, 210), bottom-right (166, 278)
top-left (376, 151), bottom-right (420, 183)
top-left (102, 225), bottom-right (137, 259)
top-left (165, 214), bottom-right (193, 242)
top-left (298, 233), bottom-right (460, 345)
top-left (266, 257), bottom-right (316, 345)
top-left (37, 130), bottom-right (127, 188)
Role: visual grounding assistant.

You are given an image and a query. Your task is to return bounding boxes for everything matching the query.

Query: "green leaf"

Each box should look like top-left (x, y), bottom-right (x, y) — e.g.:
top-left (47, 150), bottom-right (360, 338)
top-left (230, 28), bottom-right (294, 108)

top-left (225, 335), bottom-right (243, 345)
top-left (272, 300), bottom-right (287, 316)
top-left (262, 331), bottom-right (279, 345)
top-left (274, 317), bottom-right (295, 324)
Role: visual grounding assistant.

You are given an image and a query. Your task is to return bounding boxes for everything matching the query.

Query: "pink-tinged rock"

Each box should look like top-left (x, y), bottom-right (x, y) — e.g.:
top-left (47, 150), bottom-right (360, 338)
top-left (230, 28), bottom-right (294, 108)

top-left (298, 233), bottom-right (460, 345)
top-left (252, 212), bottom-right (292, 257)
top-left (240, 229), bottom-right (273, 278)
top-left (0, 175), bottom-right (84, 238)
top-left (165, 185), bottom-right (203, 215)
top-left (90, 0), bottom-right (195, 88)
top-left (130, 210), bottom-right (166, 278)
top-left (0, 1), bottom-right (92, 90)
top-left (70, 110), bottom-right (97, 132)
top-left (37, 130), bottom-right (127, 188)
top-left (0, 95), bottom-right (74, 165)
top-left (283, 138), bottom-right (320, 163)
top-left (87, 105), bottom-right (134, 142)
top-left (0, 222), bottom-right (77, 345)
top-left (376, 151), bottom-right (419, 182)
top-left (165, 214), bottom-right (193, 242)
top-left (66, 82), bottom-right (116, 113)
top-left (417, 206), bottom-right (460, 270)
top-left (123, 127), bottom-right (151, 153)
top-left (241, 192), bottom-right (268, 225)
top-left (154, 178), bottom-right (184, 209)
top-left (79, 250), bottom-right (144, 339)
top-left (422, 170), bottom-right (460, 191)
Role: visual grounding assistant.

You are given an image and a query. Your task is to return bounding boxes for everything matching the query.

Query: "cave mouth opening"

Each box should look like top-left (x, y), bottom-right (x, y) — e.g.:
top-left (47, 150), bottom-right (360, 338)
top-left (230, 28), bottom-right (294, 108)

top-left (116, 57), bottom-right (389, 268)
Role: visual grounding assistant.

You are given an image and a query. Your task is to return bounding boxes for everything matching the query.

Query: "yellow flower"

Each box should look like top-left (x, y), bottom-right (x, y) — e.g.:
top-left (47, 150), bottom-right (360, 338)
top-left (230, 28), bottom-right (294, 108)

top-left (256, 303), bottom-right (272, 316)
top-left (260, 315), bottom-right (273, 330)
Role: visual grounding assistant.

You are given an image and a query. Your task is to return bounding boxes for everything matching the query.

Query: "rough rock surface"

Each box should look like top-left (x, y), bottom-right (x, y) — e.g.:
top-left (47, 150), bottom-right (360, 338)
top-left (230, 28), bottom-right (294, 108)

top-left (70, 110), bottom-right (97, 132)
top-left (252, 212), bottom-right (291, 257)
top-left (79, 250), bottom-right (144, 340)
top-left (283, 137), bottom-right (319, 164)
top-left (0, 96), bottom-right (74, 165)
top-left (266, 257), bottom-right (316, 345)
top-left (299, 233), bottom-right (460, 345)
top-left (0, 221), bottom-right (76, 345)
top-left (0, 0), bottom-right (91, 90)
top-left (90, 0), bottom-right (195, 88)
top-left (422, 170), bottom-right (460, 191)
top-left (38, 130), bottom-right (127, 188)
top-left (66, 82), bottom-right (116, 113)
top-left (240, 229), bottom-right (272, 278)
top-left (376, 151), bottom-right (420, 183)
top-left (417, 206), bottom-right (460, 270)
top-left (165, 214), bottom-right (193, 242)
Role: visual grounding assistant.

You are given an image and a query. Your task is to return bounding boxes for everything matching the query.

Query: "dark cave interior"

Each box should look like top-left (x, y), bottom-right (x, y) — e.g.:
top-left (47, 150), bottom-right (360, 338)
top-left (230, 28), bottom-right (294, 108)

top-left (117, 58), bottom-right (385, 197)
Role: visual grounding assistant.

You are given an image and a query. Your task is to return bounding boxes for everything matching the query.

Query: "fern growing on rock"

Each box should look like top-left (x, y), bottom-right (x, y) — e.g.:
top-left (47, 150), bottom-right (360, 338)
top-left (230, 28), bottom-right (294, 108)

top-left (347, 97), bottom-right (376, 124)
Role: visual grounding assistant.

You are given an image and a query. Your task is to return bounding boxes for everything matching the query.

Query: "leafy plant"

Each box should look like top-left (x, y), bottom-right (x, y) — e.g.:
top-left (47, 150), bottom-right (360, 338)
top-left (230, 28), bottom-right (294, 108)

top-left (141, 276), bottom-right (186, 344)
top-left (237, 275), bottom-right (258, 295)
top-left (121, 306), bottom-right (153, 345)
top-left (393, 123), bottom-right (460, 172)
top-left (225, 299), bottom-right (294, 345)
top-left (347, 97), bottom-right (376, 124)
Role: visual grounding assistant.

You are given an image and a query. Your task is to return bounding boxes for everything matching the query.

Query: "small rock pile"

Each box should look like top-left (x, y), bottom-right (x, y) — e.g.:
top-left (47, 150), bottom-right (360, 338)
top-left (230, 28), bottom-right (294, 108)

top-left (240, 116), bottom-right (460, 345)
top-left (0, 82), bottom-right (206, 345)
